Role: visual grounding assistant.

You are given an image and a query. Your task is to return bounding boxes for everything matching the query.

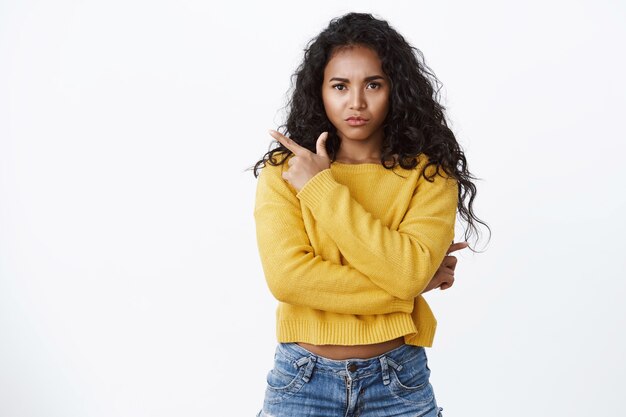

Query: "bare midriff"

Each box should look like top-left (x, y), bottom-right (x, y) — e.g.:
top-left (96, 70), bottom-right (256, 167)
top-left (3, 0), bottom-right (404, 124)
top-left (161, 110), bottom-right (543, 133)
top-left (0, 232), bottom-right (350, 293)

top-left (297, 336), bottom-right (405, 360)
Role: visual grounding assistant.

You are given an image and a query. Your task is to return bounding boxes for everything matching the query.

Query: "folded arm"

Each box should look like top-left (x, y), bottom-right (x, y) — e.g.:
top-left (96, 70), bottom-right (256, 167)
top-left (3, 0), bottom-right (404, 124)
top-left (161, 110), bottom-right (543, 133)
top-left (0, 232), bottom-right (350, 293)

top-left (296, 157), bottom-right (458, 301)
top-left (254, 158), bottom-right (414, 315)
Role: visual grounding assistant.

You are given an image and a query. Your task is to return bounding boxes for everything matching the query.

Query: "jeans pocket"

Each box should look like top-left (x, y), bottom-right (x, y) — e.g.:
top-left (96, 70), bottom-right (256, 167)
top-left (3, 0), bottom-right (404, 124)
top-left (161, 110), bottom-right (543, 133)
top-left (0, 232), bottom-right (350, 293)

top-left (388, 371), bottom-right (434, 406)
top-left (386, 353), bottom-right (434, 406)
top-left (264, 354), bottom-right (313, 405)
top-left (391, 361), bottom-right (430, 390)
top-left (266, 362), bottom-right (305, 392)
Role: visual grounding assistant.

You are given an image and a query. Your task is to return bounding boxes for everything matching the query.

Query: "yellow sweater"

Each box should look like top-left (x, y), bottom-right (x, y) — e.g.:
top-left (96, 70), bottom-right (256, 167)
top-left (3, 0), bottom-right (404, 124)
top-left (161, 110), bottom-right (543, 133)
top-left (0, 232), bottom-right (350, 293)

top-left (254, 152), bottom-right (458, 347)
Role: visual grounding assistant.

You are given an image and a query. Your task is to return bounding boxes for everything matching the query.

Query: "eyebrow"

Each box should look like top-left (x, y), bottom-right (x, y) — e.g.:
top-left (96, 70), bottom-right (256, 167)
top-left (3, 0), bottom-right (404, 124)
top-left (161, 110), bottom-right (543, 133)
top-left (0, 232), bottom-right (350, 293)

top-left (328, 75), bottom-right (385, 83)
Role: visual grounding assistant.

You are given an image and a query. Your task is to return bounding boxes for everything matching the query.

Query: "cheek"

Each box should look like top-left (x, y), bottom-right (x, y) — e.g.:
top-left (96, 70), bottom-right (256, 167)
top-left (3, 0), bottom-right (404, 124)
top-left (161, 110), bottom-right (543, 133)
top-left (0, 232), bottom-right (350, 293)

top-left (322, 97), bottom-right (341, 119)
top-left (321, 93), bottom-right (330, 114)
top-left (373, 95), bottom-right (390, 117)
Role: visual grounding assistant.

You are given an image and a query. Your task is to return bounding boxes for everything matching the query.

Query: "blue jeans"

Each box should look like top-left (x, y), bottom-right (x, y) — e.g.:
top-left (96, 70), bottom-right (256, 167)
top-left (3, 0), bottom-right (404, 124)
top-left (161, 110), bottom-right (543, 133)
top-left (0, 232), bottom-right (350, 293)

top-left (257, 342), bottom-right (443, 417)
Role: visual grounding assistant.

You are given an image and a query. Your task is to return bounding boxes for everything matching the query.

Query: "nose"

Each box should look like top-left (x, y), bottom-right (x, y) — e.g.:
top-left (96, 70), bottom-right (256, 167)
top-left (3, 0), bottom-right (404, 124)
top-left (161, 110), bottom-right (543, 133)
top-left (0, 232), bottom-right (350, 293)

top-left (349, 89), bottom-right (366, 110)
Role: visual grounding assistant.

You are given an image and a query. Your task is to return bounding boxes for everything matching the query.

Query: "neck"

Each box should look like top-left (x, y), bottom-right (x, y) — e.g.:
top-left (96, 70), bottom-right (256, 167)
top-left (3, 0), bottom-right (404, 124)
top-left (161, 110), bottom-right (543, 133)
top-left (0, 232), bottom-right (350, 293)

top-left (335, 134), bottom-right (384, 164)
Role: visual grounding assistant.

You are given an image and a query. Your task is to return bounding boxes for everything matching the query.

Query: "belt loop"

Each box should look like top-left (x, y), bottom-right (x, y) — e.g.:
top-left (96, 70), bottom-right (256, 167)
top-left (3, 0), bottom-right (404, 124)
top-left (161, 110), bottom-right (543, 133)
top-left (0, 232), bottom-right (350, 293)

top-left (386, 357), bottom-right (403, 372)
top-left (379, 356), bottom-right (390, 385)
top-left (379, 355), bottom-right (403, 386)
top-left (303, 356), bottom-right (315, 382)
top-left (295, 356), bottom-right (316, 383)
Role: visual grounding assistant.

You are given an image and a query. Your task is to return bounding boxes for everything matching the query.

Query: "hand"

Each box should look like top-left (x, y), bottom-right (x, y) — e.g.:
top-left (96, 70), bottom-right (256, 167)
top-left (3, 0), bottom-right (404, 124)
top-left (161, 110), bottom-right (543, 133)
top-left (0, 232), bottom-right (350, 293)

top-left (268, 130), bottom-right (331, 192)
top-left (421, 241), bottom-right (469, 294)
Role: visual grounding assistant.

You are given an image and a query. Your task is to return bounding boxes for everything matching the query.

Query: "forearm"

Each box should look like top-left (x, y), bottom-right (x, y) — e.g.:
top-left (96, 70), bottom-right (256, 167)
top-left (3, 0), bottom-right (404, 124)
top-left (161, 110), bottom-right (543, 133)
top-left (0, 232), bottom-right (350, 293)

top-left (255, 211), bottom-right (414, 315)
top-left (296, 165), bottom-right (457, 300)
top-left (254, 160), bottom-right (414, 315)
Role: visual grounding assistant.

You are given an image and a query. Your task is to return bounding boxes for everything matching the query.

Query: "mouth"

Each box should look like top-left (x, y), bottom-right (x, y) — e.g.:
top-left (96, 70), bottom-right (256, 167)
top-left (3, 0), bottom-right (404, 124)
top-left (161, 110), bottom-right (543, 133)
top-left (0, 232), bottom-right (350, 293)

top-left (345, 116), bottom-right (369, 126)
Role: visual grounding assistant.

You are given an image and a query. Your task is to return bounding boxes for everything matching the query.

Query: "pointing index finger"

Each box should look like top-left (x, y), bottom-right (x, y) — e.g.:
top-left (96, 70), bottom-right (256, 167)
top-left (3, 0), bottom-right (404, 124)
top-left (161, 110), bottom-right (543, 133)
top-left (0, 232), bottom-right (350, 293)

top-left (446, 241), bottom-right (469, 255)
top-left (268, 129), bottom-right (306, 155)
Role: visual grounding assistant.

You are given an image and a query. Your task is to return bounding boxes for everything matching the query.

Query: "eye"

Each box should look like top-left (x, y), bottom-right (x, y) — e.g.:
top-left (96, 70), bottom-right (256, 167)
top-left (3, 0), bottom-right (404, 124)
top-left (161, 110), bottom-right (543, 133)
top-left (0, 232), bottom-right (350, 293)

top-left (332, 84), bottom-right (346, 91)
top-left (367, 82), bottom-right (381, 89)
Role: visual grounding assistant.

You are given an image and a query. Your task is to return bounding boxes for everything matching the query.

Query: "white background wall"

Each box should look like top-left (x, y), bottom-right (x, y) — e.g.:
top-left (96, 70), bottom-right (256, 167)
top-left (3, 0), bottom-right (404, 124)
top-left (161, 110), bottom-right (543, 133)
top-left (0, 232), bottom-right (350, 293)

top-left (1, 0), bottom-right (624, 416)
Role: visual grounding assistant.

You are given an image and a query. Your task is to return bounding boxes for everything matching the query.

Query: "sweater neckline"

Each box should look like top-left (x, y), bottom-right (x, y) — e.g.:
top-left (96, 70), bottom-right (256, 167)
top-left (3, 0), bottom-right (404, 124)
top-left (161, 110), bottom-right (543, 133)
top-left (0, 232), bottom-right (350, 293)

top-left (330, 160), bottom-right (396, 172)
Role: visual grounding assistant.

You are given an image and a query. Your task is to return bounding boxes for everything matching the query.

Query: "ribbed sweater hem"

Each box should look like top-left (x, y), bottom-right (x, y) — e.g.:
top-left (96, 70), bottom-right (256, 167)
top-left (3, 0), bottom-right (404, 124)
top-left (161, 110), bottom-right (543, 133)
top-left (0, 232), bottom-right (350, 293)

top-left (276, 318), bottom-right (436, 348)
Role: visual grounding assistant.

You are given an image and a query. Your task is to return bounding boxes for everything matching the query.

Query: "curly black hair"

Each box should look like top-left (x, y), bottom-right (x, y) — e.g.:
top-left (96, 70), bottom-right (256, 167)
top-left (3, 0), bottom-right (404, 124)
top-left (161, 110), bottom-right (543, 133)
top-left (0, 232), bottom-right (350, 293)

top-left (248, 12), bottom-right (490, 251)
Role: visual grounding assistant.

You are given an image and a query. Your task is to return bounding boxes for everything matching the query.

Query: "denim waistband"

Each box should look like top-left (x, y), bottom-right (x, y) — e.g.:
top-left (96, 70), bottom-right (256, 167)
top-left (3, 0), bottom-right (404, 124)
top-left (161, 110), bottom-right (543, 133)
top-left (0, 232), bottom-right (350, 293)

top-left (276, 342), bottom-right (424, 378)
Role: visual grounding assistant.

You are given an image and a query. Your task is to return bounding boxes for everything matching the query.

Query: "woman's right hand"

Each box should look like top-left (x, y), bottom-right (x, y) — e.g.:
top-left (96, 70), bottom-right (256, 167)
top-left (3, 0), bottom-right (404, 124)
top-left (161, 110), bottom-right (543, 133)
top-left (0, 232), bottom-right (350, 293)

top-left (421, 241), bottom-right (469, 294)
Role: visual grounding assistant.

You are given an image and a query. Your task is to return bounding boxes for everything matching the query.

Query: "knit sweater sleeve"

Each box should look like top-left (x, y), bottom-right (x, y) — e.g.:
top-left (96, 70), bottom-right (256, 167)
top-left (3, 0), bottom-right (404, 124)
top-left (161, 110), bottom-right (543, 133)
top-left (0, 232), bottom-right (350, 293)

top-left (296, 157), bottom-right (458, 301)
top-left (253, 158), bottom-right (414, 316)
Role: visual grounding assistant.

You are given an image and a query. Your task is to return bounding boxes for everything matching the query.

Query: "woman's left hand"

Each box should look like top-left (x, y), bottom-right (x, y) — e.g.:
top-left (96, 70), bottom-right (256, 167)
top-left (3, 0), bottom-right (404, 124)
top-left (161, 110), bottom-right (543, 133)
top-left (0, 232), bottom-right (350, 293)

top-left (269, 129), bottom-right (331, 192)
top-left (422, 241), bottom-right (469, 293)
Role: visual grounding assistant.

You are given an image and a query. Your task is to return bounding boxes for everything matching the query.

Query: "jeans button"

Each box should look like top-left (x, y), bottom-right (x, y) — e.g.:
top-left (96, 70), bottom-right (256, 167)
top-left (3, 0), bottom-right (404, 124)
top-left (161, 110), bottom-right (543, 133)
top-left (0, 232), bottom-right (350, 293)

top-left (348, 363), bottom-right (357, 372)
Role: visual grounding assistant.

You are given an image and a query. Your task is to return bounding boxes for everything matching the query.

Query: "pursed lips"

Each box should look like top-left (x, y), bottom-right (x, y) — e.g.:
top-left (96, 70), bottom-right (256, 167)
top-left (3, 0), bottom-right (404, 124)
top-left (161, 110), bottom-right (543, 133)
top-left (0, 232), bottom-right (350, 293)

top-left (345, 116), bottom-right (369, 126)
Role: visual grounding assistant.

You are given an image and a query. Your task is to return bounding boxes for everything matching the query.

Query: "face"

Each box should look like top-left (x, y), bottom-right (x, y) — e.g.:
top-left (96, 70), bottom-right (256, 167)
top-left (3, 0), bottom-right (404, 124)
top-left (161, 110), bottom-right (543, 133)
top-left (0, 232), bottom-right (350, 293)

top-left (322, 45), bottom-right (390, 147)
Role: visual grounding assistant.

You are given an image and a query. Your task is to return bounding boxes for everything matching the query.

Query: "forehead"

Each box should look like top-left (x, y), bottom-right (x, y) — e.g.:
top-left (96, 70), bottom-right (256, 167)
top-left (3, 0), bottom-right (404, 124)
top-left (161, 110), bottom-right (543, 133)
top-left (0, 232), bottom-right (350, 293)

top-left (323, 45), bottom-right (384, 77)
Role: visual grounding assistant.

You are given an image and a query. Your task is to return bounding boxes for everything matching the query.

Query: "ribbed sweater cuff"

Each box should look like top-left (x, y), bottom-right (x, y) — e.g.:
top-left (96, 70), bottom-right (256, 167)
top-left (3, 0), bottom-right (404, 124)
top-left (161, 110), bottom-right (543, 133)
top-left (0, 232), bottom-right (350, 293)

top-left (296, 169), bottom-right (337, 210)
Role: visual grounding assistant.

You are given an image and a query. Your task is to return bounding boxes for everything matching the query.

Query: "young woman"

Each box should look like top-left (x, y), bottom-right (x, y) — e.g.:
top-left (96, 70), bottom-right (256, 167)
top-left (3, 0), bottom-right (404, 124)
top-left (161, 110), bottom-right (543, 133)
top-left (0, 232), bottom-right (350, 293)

top-left (250, 12), bottom-right (489, 417)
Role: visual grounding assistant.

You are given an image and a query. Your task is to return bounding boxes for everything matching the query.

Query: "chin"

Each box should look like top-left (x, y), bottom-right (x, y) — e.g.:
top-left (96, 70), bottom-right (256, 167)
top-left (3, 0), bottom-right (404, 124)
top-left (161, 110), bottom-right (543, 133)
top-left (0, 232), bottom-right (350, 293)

top-left (337, 125), bottom-right (384, 142)
top-left (342, 133), bottom-right (376, 141)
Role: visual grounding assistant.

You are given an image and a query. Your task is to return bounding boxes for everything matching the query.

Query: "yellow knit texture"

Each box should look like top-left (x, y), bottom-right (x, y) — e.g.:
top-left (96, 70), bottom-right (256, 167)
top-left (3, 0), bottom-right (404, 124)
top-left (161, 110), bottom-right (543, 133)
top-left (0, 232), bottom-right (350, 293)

top-left (254, 152), bottom-right (458, 347)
